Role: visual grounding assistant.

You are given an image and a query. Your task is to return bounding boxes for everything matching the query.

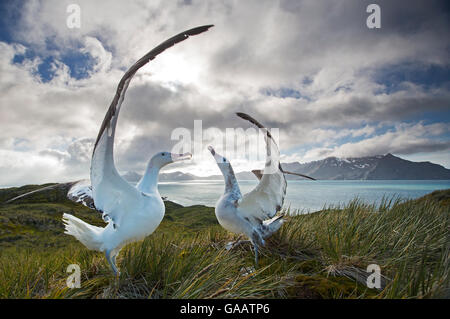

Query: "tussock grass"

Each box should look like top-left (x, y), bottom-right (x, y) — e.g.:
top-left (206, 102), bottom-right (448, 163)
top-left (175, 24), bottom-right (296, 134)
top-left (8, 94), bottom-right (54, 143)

top-left (0, 187), bottom-right (448, 299)
top-left (269, 195), bottom-right (449, 298)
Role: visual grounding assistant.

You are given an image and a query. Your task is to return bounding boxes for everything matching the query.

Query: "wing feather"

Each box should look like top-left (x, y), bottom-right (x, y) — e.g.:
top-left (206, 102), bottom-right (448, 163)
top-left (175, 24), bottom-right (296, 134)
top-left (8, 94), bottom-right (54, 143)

top-left (92, 25), bottom-right (214, 151)
top-left (90, 25), bottom-right (213, 226)
top-left (67, 180), bottom-right (96, 209)
top-left (4, 182), bottom-right (76, 204)
top-left (236, 113), bottom-right (287, 224)
top-left (4, 181), bottom-right (98, 211)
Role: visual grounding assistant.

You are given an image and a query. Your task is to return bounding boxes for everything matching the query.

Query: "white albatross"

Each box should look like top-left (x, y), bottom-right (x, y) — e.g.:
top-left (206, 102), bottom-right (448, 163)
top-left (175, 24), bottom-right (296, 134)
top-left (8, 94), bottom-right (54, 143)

top-left (6, 25), bottom-right (213, 275)
top-left (207, 112), bottom-right (315, 264)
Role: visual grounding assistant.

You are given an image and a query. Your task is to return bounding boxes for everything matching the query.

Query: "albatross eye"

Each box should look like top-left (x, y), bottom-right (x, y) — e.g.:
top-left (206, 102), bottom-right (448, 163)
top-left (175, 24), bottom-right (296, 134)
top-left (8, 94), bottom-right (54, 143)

top-left (162, 153), bottom-right (165, 156)
top-left (223, 158), bottom-right (226, 162)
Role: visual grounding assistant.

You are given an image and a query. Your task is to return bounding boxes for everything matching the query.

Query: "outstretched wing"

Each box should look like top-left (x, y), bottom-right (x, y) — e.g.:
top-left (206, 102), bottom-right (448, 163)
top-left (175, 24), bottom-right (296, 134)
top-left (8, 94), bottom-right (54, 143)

top-left (235, 113), bottom-right (287, 225)
top-left (4, 180), bottom-right (96, 210)
top-left (90, 25), bottom-right (214, 227)
top-left (67, 180), bottom-right (96, 209)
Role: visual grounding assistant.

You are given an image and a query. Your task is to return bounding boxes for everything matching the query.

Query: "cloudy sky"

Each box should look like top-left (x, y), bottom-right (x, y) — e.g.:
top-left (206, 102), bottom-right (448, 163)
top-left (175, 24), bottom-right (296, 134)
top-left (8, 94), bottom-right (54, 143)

top-left (0, 0), bottom-right (449, 186)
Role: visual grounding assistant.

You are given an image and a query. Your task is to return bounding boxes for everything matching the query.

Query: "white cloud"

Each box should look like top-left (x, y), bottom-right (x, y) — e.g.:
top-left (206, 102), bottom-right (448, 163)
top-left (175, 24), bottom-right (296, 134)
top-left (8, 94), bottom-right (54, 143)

top-left (81, 36), bottom-right (112, 74)
top-left (301, 122), bottom-right (450, 162)
top-left (0, 0), bottom-right (449, 186)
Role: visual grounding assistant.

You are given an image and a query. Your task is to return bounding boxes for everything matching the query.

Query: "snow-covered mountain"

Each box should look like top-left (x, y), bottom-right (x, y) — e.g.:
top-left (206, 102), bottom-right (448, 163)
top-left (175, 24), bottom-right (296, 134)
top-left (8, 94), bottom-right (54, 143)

top-left (282, 153), bottom-right (450, 180)
top-left (122, 154), bottom-right (450, 182)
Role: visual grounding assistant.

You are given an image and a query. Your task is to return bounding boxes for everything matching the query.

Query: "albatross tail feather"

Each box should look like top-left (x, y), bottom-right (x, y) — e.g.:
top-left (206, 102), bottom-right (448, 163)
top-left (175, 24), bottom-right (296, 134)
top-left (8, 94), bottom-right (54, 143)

top-left (62, 213), bottom-right (103, 251)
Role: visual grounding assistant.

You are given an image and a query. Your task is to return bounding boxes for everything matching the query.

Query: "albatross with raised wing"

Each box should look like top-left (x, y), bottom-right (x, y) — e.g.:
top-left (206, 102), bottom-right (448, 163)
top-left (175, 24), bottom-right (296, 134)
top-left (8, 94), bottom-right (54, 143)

top-left (65, 25), bottom-right (213, 275)
top-left (208, 112), bottom-right (315, 264)
top-left (6, 25), bottom-right (213, 275)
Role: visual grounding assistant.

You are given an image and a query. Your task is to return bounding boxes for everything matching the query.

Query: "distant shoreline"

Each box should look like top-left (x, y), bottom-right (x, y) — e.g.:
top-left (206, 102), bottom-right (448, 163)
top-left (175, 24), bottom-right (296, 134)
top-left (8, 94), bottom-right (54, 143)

top-left (2, 179), bottom-right (450, 189)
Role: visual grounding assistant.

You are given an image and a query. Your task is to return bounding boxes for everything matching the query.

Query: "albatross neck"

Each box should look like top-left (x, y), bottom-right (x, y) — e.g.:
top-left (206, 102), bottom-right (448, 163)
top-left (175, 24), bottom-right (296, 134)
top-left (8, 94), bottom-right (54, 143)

top-left (137, 163), bottom-right (162, 194)
top-left (221, 164), bottom-right (240, 195)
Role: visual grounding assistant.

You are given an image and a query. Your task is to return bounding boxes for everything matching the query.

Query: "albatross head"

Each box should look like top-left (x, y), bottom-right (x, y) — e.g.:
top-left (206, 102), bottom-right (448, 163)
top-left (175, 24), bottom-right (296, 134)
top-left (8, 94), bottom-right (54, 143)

top-left (150, 151), bottom-right (193, 168)
top-left (208, 146), bottom-right (233, 174)
top-left (208, 146), bottom-right (239, 194)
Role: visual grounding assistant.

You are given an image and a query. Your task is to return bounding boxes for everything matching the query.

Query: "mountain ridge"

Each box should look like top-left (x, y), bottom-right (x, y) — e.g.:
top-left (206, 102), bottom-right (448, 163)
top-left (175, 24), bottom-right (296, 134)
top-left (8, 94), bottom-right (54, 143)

top-left (281, 153), bottom-right (450, 180)
top-left (123, 153), bottom-right (450, 182)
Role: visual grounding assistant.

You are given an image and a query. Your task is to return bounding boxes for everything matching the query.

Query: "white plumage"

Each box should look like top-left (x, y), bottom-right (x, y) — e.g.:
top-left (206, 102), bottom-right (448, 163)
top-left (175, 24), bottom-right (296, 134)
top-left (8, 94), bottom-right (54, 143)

top-left (59, 25), bottom-right (212, 275)
top-left (208, 112), bottom-right (314, 264)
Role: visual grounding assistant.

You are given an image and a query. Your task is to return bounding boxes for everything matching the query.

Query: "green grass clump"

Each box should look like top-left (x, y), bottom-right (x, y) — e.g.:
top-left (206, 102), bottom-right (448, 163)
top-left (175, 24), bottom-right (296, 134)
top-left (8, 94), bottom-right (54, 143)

top-left (0, 185), bottom-right (448, 299)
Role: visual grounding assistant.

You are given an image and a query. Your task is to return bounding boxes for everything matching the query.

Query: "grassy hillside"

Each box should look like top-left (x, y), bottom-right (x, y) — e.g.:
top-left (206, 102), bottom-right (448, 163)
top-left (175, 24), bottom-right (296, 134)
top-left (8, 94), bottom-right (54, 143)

top-left (0, 185), bottom-right (448, 299)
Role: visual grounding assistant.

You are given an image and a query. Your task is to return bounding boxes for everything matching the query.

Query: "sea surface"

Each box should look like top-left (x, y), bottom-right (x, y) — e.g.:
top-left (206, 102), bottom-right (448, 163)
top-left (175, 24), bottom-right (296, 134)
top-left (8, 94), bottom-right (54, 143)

top-left (158, 180), bottom-right (450, 213)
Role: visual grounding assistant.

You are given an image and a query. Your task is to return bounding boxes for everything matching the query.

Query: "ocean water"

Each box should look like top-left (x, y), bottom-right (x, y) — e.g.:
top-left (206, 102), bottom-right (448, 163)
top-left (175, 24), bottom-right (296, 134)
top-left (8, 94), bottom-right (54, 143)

top-left (158, 180), bottom-right (450, 212)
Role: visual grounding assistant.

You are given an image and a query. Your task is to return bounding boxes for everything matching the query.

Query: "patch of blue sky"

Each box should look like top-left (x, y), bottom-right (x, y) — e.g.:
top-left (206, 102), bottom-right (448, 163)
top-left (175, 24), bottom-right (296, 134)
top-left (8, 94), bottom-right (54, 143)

top-left (12, 47), bottom-right (35, 64)
top-left (408, 110), bottom-right (450, 127)
top-left (2, 2), bottom-right (97, 82)
top-left (11, 48), bottom-right (56, 82)
top-left (37, 56), bottom-right (57, 82)
top-left (261, 87), bottom-right (311, 101)
top-left (282, 118), bottom-right (447, 157)
top-left (372, 62), bottom-right (450, 94)
top-left (61, 50), bottom-right (96, 80)
top-left (375, 105), bottom-right (450, 131)
top-left (283, 128), bottom-right (376, 155)
top-left (0, 1), bottom-right (21, 43)
top-left (282, 145), bottom-right (309, 157)
top-left (302, 76), bottom-right (313, 85)
top-left (330, 133), bottom-right (373, 147)
top-left (370, 120), bottom-right (450, 145)
top-left (11, 40), bottom-right (96, 82)
top-left (12, 45), bottom-right (95, 82)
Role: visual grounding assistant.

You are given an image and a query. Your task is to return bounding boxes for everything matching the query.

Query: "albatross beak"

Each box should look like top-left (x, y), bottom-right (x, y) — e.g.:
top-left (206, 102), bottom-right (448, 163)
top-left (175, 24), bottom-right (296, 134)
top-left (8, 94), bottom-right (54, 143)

top-left (208, 145), bottom-right (227, 164)
top-left (170, 152), bottom-right (192, 162)
top-left (207, 146), bottom-right (215, 155)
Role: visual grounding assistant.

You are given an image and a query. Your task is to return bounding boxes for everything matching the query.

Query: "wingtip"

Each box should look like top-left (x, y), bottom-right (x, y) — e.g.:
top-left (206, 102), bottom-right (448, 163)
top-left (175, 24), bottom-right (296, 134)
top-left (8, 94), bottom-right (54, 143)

top-left (235, 112), bottom-right (253, 122)
top-left (186, 24), bottom-right (215, 35)
top-left (282, 170), bottom-right (317, 181)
